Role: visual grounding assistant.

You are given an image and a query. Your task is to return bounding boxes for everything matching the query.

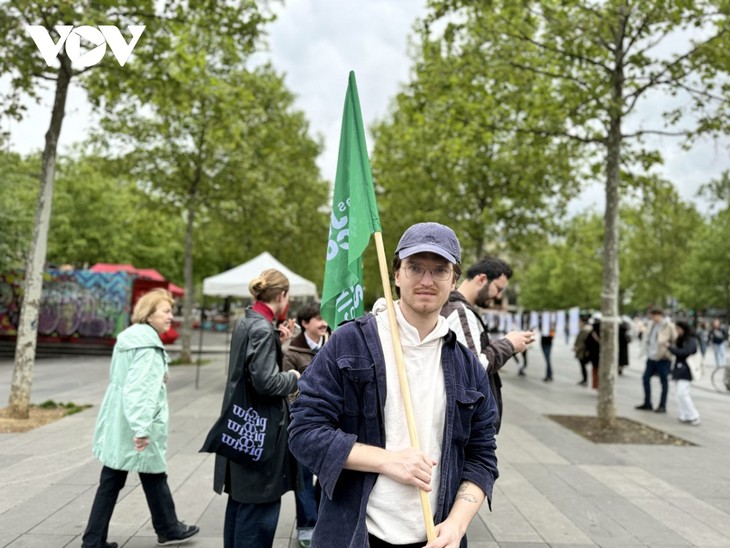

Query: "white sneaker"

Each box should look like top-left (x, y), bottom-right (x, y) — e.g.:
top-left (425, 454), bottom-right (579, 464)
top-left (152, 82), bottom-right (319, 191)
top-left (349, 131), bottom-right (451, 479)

top-left (297, 527), bottom-right (314, 548)
top-left (689, 418), bottom-right (701, 426)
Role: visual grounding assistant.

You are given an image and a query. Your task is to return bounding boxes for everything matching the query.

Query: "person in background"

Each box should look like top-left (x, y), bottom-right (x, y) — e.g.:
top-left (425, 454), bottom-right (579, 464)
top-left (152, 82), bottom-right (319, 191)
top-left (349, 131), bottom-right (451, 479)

top-left (213, 269), bottom-right (300, 548)
top-left (708, 318), bottom-right (729, 390)
top-left (695, 320), bottom-right (708, 360)
top-left (441, 255), bottom-right (534, 433)
top-left (585, 318), bottom-right (601, 389)
top-left (634, 317), bottom-right (646, 342)
top-left (289, 222), bottom-right (499, 547)
top-left (618, 319), bottom-right (631, 375)
top-left (669, 321), bottom-right (701, 426)
top-left (82, 289), bottom-right (199, 548)
top-left (283, 303), bottom-right (329, 548)
top-left (573, 315), bottom-right (592, 385)
top-left (636, 308), bottom-right (676, 413)
top-left (541, 324), bottom-right (555, 382)
top-left (516, 348), bottom-right (528, 375)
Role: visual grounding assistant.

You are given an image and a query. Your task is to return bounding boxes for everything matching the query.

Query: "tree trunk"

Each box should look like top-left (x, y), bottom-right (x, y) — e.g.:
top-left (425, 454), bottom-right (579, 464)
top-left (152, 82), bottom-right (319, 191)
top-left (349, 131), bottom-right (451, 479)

top-left (7, 57), bottom-right (72, 419)
top-left (179, 185), bottom-right (198, 364)
top-left (597, 13), bottom-right (626, 429)
top-left (598, 121), bottom-right (620, 428)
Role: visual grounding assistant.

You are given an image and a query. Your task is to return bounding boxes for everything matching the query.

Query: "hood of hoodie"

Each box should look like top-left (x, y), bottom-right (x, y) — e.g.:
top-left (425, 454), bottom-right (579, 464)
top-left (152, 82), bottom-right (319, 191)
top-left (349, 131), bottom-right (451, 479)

top-left (114, 323), bottom-right (164, 352)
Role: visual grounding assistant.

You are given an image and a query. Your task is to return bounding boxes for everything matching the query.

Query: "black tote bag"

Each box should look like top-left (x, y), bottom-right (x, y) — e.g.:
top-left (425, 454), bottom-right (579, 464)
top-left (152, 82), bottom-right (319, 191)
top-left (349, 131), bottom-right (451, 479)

top-left (200, 365), bottom-right (284, 467)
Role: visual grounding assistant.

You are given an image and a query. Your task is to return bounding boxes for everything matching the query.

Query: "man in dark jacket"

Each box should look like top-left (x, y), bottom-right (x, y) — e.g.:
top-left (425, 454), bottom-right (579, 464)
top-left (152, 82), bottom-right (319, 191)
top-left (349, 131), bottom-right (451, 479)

top-left (289, 222), bottom-right (499, 548)
top-left (284, 303), bottom-right (329, 547)
top-left (441, 256), bottom-right (534, 433)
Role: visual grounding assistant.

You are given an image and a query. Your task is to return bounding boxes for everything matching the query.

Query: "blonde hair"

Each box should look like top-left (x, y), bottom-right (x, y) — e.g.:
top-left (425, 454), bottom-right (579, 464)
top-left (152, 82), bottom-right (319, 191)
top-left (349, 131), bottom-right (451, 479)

top-left (132, 288), bottom-right (174, 324)
top-left (248, 269), bottom-right (289, 303)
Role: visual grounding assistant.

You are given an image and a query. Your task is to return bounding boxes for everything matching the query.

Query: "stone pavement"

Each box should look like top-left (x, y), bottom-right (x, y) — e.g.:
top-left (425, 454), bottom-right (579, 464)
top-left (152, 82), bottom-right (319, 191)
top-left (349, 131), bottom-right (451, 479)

top-left (1, 335), bottom-right (729, 547)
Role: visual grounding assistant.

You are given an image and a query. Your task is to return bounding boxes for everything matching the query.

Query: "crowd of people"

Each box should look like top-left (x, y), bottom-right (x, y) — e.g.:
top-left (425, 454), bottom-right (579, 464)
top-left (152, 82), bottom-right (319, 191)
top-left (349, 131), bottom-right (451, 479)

top-left (80, 221), bottom-right (728, 548)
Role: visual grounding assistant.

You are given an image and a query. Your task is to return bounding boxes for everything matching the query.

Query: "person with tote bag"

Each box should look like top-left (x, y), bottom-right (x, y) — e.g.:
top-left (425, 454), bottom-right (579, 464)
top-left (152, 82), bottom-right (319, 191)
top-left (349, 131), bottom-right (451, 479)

top-left (208, 269), bottom-right (300, 548)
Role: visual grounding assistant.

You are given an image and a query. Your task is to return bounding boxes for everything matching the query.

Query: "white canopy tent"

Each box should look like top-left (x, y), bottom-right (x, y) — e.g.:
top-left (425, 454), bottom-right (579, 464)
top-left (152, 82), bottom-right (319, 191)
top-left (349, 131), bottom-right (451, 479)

top-left (202, 251), bottom-right (318, 298)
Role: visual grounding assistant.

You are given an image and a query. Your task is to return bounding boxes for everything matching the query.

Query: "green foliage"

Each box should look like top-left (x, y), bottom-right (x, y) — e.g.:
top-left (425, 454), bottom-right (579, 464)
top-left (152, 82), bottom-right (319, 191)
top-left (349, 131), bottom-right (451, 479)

top-left (369, 13), bottom-right (581, 288)
top-left (94, 61), bottom-right (328, 288)
top-left (37, 400), bottom-right (92, 415)
top-left (699, 170), bottom-right (730, 205)
top-left (169, 357), bottom-right (210, 366)
top-left (419, 0), bottom-right (730, 321)
top-left (676, 176), bottom-right (730, 313)
top-left (676, 211), bottom-right (730, 313)
top-left (620, 179), bottom-right (703, 312)
top-left (47, 155), bottom-right (185, 277)
top-left (0, 151), bottom-right (39, 271)
top-left (0, 150), bottom-right (186, 279)
top-left (518, 213), bottom-right (604, 310)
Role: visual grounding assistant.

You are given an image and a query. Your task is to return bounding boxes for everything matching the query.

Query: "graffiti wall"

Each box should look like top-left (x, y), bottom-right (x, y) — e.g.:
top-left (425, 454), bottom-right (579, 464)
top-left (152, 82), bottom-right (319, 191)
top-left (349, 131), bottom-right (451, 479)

top-left (0, 269), bottom-right (133, 342)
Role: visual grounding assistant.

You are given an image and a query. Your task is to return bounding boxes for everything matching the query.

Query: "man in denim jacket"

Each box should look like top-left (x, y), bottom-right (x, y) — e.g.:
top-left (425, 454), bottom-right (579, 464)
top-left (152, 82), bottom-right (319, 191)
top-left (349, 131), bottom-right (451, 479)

top-left (289, 223), bottom-right (499, 548)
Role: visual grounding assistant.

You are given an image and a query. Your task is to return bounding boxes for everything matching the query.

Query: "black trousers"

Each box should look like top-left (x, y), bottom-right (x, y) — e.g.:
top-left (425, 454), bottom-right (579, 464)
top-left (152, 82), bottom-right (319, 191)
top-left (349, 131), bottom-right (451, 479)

top-left (81, 466), bottom-right (179, 548)
top-left (578, 357), bottom-right (589, 382)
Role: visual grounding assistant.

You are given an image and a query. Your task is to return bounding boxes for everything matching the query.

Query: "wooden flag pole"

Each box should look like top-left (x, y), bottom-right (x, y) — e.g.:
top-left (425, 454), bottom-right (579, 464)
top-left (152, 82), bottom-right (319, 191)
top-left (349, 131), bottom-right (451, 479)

top-left (373, 231), bottom-right (436, 542)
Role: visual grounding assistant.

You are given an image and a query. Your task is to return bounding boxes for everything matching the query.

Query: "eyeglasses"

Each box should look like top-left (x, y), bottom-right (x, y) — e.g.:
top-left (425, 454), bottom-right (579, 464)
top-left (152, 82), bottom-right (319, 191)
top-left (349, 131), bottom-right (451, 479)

top-left (402, 263), bottom-right (453, 281)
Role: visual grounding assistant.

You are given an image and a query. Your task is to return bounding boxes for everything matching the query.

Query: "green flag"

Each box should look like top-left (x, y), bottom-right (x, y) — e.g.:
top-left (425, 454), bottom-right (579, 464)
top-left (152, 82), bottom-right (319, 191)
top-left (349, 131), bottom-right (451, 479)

top-left (321, 71), bottom-right (382, 329)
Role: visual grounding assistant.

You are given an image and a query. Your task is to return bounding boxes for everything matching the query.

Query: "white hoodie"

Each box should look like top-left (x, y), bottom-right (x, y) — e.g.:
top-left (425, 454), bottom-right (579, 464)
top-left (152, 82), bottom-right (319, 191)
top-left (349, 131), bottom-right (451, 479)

top-left (366, 298), bottom-right (448, 544)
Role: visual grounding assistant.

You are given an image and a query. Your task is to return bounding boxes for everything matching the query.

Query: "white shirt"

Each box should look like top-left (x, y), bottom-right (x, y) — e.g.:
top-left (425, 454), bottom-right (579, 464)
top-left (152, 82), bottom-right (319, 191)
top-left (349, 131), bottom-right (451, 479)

top-left (304, 333), bottom-right (322, 351)
top-left (366, 298), bottom-right (448, 544)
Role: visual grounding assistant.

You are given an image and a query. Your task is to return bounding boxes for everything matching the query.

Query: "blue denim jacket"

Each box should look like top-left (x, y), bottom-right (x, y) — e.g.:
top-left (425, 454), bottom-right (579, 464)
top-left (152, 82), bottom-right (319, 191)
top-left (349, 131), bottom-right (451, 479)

top-left (288, 313), bottom-right (499, 547)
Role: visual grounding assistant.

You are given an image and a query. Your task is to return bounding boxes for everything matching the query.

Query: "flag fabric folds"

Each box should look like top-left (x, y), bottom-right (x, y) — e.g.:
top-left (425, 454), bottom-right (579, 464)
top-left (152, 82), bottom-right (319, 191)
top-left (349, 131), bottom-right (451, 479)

top-left (320, 71), bottom-right (382, 329)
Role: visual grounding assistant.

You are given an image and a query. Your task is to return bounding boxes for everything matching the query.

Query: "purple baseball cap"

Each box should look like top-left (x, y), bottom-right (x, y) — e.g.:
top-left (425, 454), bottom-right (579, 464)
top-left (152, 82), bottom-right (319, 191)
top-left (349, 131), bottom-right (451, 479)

top-left (395, 222), bottom-right (461, 264)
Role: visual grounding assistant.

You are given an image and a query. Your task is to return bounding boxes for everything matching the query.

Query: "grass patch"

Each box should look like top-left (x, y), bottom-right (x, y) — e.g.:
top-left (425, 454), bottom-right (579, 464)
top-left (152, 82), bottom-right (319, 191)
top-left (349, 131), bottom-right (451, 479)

top-left (169, 357), bottom-right (211, 366)
top-left (38, 400), bottom-right (92, 415)
top-left (0, 400), bottom-right (92, 433)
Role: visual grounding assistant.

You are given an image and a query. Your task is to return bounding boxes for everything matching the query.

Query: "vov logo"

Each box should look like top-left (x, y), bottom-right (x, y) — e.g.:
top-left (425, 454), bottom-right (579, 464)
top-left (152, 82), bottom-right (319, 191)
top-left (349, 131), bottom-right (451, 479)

top-left (27, 25), bottom-right (146, 67)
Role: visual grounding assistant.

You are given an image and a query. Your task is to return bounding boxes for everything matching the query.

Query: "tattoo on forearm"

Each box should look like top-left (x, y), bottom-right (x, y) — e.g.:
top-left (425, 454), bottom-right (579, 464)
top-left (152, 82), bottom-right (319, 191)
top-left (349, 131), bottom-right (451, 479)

top-left (456, 481), bottom-right (478, 503)
top-left (456, 492), bottom-right (478, 503)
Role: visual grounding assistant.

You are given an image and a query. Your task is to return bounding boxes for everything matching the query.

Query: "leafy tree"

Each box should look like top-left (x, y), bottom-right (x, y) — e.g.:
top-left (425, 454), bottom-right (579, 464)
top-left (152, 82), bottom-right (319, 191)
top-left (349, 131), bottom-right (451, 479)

top-left (676, 172), bottom-right (730, 317)
top-left (94, 51), bottom-right (327, 361)
top-left (188, 69), bottom-right (329, 288)
top-left (425, 0), bottom-right (730, 426)
top-left (0, 151), bottom-right (39, 272)
top-left (620, 178), bottom-right (702, 312)
top-left (519, 213), bottom-right (604, 310)
top-left (370, 20), bottom-right (580, 280)
top-left (0, 0), bottom-right (273, 417)
top-left (47, 155), bottom-right (185, 275)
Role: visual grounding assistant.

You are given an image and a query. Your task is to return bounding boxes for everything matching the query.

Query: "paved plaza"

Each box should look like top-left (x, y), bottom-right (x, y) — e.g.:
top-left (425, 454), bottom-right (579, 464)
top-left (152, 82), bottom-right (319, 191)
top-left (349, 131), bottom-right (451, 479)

top-left (1, 333), bottom-right (729, 547)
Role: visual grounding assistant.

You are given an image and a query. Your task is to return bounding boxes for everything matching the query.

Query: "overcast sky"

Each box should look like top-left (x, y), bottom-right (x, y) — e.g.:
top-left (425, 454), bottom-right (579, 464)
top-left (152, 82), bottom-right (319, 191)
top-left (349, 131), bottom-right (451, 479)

top-left (6, 0), bottom-right (729, 214)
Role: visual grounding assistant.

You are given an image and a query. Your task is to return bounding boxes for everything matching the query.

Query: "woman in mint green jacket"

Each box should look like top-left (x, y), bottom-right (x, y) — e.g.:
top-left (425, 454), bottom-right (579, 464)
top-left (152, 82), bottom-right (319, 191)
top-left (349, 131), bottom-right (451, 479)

top-left (82, 289), bottom-right (199, 548)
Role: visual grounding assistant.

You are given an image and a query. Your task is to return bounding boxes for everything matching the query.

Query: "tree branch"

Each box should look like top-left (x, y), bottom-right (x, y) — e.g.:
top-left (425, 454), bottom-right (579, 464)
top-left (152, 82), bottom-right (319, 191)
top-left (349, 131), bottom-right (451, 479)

top-left (509, 29), bottom-right (612, 73)
top-left (623, 4), bottom-right (660, 55)
top-left (507, 61), bottom-right (594, 91)
top-left (666, 80), bottom-right (727, 103)
top-left (495, 123), bottom-right (604, 145)
top-left (498, 7), bottom-right (612, 73)
top-left (622, 129), bottom-right (687, 139)
top-left (31, 72), bottom-right (58, 82)
top-left (624, 29), bottom-right (727, 107)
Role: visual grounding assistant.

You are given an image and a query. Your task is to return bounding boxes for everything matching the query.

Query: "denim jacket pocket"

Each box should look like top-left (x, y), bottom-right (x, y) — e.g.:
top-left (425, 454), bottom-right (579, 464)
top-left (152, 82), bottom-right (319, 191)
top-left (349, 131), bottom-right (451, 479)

top-left (338, 359), bottom-right (378, 420)
top-left (453, 387), bottom-right (485, 446)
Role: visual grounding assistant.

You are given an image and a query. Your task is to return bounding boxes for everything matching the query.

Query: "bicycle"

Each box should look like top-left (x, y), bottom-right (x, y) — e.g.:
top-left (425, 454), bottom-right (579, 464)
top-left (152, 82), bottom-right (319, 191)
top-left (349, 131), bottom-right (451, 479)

top-left (710, 364), bottom-right (730, 393)
top-left (690, 351), bottom-right (729, 393)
